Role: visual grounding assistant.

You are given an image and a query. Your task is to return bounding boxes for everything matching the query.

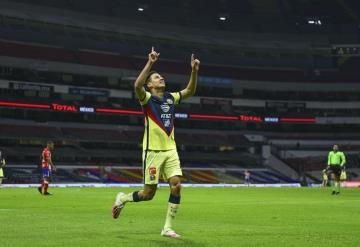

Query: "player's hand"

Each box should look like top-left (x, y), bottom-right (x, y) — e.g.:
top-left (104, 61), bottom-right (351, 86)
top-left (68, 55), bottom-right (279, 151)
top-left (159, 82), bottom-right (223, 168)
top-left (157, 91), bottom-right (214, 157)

top-left (148, 47), bottom-right (160, 64)
top-left (191, 54), bottom-right (200, 71)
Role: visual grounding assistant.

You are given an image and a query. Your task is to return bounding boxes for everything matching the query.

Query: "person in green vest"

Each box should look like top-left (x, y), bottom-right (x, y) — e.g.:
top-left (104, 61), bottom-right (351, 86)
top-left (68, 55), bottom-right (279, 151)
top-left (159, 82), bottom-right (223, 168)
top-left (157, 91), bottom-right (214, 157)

top-left (327, 145), bottom-right (346, 195)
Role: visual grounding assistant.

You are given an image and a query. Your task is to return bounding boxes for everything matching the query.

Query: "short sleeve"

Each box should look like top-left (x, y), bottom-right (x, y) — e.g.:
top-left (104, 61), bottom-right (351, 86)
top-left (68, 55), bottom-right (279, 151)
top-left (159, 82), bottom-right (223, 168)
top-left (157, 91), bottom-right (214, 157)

top-left (139, 91), bottom-right (151, 106)
top-left (170, 92), bottom-right (182, 105)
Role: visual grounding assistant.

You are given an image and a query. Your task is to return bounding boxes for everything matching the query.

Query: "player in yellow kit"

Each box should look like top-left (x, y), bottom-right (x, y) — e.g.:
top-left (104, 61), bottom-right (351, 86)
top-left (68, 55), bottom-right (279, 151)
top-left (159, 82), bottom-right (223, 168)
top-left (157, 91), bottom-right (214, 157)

top-left (321, 169), bottom-right (328, 187)
top-left (112, 47), bottom-right (200, 238)
top-left (0, 150), bottom-right (6, 185)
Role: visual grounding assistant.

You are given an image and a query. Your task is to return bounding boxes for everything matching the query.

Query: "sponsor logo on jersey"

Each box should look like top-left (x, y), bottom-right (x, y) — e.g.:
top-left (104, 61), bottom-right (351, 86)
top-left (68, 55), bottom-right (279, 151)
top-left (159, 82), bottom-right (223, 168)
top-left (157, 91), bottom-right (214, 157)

top-left (160, 104), bottom-right (170, 113)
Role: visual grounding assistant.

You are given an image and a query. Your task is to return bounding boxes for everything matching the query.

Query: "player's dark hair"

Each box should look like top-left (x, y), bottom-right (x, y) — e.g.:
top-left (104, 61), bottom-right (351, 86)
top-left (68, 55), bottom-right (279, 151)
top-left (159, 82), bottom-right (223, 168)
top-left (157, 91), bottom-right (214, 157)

top-left (145, 71), bottom-right (158, 84)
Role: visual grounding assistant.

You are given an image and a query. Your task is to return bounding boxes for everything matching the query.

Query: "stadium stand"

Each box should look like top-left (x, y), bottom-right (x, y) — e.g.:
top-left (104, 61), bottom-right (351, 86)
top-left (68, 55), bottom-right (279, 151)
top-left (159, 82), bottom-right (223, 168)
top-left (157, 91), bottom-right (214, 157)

top-left (0, 0), bottom-right (360, 186)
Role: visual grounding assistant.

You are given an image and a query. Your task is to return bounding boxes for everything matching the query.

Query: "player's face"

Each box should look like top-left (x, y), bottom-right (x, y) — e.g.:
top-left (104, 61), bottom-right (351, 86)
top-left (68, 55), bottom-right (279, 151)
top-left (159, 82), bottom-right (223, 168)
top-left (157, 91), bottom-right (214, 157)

top-left (148, 73), bottom-right (165, 90)
top-left (333, 145), bottom-right (338, 151)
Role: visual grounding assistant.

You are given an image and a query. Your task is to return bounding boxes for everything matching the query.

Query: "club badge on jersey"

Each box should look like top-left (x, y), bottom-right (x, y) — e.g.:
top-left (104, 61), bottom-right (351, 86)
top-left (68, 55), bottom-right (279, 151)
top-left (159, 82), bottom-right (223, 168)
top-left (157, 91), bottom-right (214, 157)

top-left (149, 166), bottom-right (157, 181)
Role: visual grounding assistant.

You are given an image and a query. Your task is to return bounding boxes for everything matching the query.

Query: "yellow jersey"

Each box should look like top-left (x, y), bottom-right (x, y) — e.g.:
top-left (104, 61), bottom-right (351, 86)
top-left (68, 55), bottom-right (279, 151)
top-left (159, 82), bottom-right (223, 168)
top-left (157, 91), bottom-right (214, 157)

top-left (139, 91), bottom-right (181, 151)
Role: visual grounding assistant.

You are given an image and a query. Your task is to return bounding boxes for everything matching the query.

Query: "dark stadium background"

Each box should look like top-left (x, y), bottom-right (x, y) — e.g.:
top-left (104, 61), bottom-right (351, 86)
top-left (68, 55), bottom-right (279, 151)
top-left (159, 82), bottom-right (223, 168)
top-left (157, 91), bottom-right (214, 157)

top-left (0, 0), bottom-right (360, 187)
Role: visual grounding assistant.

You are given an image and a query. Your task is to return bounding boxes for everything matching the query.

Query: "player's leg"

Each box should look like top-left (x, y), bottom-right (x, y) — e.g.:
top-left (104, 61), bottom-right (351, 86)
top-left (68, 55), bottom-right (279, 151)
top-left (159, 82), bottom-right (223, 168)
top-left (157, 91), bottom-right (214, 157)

top-left (38, 168), bottom-right (47, 194)
top-left (121, 184), bottom-right (158, 203)
top-left (43, 177), bottom-right (51, 195)
top-left (330, 172), bottom-right (336, 194)
top-left (328, 168), bottom-right (337, 194)
top-left (330, 167), bottom-right (340, 195)
top-left (42, 167), bottom-right (52, 195)
top-left (112, 150), bottom-right (162, 219)
top-left (161, 150), bottom-right (182, 238)
top-left (335, 177), bottom-right (340, 194)
top-left (334, 169), bottom-right (341, 194)
top-left (112, 184), bottom-right (157, 219)
top-left (37, 178), bottom-right (43, 194)
top-left (162, 176), bottom-right (181, 237)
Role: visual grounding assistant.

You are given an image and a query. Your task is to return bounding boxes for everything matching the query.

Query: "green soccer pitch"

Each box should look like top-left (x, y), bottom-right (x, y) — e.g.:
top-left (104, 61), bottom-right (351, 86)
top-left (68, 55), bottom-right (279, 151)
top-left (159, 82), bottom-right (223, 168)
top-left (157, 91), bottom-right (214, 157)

top-left (0, 187), bottom-right (359, 247)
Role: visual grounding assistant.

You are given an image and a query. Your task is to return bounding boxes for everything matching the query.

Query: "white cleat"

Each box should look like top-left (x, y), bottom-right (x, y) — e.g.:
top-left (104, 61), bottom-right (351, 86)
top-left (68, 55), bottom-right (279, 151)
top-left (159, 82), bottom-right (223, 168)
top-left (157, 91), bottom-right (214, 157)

top-left (161, 228), bottom-right (181, 238)
top-left (112, 192), bottom-right (125, 219)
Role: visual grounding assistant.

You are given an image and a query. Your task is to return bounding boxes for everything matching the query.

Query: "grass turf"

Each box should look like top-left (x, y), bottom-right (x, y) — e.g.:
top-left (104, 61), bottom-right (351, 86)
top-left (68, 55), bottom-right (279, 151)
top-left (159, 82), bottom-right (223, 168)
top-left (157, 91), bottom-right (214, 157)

top-left (0, 187), bottom-right (359, 247)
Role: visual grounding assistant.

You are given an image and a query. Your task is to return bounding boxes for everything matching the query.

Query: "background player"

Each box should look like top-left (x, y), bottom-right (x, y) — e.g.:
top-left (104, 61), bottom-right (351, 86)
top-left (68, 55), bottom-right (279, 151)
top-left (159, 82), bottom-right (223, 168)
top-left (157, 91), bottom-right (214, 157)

top-left (327, 144), bottom-right (346, 195)
top-left (321, 169), bottom-right (328, 187)
top-left (112, 47), bottom-right (200, 238)
top-left (244, 169), bottom-right (251, 186)
top-left (0, 150), bottom-right (6, 185)
top-left (38, 141), bottom-right (56, 195)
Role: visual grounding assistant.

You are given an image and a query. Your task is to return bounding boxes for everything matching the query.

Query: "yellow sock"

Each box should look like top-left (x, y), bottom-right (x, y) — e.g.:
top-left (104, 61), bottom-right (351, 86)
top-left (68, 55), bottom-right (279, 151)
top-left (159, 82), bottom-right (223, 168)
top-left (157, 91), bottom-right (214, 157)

top-left (163, 203), bottom-right (179, 230)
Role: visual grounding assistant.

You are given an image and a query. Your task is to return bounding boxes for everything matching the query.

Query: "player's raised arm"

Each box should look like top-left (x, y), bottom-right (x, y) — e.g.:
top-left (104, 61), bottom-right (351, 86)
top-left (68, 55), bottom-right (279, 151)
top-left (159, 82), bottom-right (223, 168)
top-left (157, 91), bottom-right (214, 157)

top-left (180, 54), bottom-right (200, 100)
top-left (134, 47), bottom-right (160, 100)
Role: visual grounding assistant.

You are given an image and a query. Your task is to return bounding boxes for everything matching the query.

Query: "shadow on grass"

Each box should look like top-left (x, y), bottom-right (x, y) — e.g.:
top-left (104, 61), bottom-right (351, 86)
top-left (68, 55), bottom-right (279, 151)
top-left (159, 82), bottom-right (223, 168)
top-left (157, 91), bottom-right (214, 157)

top-left (147, 238), bottom-right (206, 247)
top-left (117, 233), bottom-right (206, 247)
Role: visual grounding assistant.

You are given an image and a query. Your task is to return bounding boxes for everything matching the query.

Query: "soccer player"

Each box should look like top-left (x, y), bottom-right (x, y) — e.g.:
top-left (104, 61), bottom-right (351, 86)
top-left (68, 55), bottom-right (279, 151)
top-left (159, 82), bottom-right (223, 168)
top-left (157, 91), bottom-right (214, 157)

top-left (321, 169), bottom-right (328, 187)
top-left (38, 141), bottom-right (56, 195)
top-left (327, 144), bottom-right (346, 195)
top-left (0, 150), bottom-right (6, 185)
top-left (112, 47), bottom-right (200, 238)
top-left (244, 169), bottom-right (251, 187)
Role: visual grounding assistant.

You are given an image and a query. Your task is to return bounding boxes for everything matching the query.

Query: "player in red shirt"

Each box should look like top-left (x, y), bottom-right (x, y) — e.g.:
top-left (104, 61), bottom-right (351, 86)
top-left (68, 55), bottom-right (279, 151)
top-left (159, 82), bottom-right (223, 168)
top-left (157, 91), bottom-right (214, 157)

top-left (38, 141), bottom-right (56, 195)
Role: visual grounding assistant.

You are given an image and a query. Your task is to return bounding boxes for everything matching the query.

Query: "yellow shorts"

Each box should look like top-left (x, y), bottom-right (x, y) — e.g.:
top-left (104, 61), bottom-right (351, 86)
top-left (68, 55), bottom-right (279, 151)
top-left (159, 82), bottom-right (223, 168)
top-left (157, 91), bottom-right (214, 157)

top-left (0, 168), bottom-right (3, 177)
top-left (143, 149), bottom-right (182, 185)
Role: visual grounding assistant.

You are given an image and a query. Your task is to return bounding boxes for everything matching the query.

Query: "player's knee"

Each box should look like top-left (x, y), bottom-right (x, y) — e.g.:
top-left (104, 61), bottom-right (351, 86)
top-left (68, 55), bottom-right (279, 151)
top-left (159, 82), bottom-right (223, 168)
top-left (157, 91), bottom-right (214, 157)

top-left (171, 181), bottom-right (181, 195)
top-left (142, 189), bottom-right (156, 200)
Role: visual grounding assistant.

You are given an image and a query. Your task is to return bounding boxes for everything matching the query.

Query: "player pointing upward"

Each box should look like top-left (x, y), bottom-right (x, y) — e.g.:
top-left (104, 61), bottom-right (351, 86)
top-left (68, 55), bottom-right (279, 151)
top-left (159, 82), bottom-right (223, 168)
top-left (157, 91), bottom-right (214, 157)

top-left (112, 47), bottom-right (200, 238)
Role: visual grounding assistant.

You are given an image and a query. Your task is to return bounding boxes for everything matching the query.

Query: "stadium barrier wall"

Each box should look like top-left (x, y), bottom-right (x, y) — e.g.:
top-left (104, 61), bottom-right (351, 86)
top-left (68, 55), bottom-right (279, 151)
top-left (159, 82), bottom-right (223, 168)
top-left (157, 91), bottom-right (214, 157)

top-left (0, 183), bottom-right (301, 188)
